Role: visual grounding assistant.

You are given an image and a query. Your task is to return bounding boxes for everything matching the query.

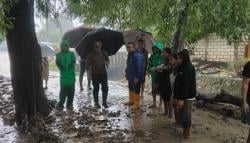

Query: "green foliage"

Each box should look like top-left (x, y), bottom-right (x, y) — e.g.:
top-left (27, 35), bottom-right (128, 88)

top-left (0, 0), bottom-right (17, 41)
top-left (66, 0), bottom-right (250, 47)
top-left (1, 0), bottom-right (249, 47)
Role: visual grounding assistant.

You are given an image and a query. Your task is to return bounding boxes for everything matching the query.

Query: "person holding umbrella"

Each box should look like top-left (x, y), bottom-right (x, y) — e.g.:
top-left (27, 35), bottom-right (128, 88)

top-left (56, 40), bottom-right (76, 110)
top-left (79, 58), bottom-right (92, 91)
top-left (86, 40), bottom-right (110, 108)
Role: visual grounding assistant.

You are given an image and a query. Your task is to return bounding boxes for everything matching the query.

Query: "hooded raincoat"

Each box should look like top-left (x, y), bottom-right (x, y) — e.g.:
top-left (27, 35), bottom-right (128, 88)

top-left (148, 41), bottom-right (164, 84)
top-left (56, 40), bottom-right (76, 108)
top-left (56, 40), bottom-right (76, 86)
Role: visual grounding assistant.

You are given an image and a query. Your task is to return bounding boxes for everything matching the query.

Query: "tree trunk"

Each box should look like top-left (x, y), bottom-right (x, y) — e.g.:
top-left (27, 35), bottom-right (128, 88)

top-left (233, 43), bottom-right (240, 74)
top-left (5, 0), bottom-right (51, 125)
top-left (170, 0), bottom-right (188, 53)
top-left (204, 36), bottom-right (209, 61)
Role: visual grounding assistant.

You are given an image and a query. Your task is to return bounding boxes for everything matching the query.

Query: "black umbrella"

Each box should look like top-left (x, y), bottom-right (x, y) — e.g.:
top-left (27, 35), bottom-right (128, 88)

top-left (76, 28), bottom-right (125, 58)
top-left (62, 26), bottom-right (95, 48)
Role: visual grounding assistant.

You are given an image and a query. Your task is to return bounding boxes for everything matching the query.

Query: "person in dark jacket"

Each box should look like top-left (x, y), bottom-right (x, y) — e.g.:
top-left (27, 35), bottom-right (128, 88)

top-left (174, 49), bottom-right (196, 139)
top-left (86, 40), bottom-right (110, 109)
top-left (153, 48), bottom-right (172, 117)
top-left (125, 42), bottom-right (145, 110)
top-left (241, 61), bottom-right (250, 143)
top-left (79, 58), bottom-right (91, 91)
top-left (138, 39), bottom-right (148, 98)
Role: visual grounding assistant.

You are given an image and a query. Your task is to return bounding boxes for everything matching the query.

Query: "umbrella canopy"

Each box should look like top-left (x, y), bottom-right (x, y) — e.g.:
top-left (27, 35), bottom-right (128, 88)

top-left (76, 28), bottom-right (125, 58)
top-left (39, 42), bottom-right (55, 57)
top-left (123, 29), bottom-right (154, 53)
top-left (62, 26), bottom-right (95, 48)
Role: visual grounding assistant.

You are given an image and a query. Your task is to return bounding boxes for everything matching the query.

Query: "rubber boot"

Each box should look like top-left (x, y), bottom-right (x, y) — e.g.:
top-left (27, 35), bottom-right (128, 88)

top-left (183, 128), bottom-right (190, 139)
top-left (102, 93), bottom-right (109, 108)
top-left (124, 91), bottom-right (134, 106)
top-left (163, 100), bottom-right (169, 115)
top-left (169, 102), bottom-right (173, 118)
top-left (132, 93), bottom-right (140, 111)
top-left (94, 93), bottom-right (101, 108)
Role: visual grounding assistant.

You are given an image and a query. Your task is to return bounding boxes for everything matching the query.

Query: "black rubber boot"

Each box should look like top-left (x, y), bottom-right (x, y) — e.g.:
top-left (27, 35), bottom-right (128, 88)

top-left (102, 93), bottom-right (109, 108)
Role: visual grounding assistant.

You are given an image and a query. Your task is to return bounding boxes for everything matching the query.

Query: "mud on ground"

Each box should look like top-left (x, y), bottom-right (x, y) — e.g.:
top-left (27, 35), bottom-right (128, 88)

top-left (0, 74), bottom-right (249, 143)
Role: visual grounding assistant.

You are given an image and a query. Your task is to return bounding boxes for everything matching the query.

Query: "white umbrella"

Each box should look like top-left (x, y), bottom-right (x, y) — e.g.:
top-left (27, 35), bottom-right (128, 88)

top-left (39, 42), bottom-right (55, 57)
top-left (123, 29), bottom-right (154, 53)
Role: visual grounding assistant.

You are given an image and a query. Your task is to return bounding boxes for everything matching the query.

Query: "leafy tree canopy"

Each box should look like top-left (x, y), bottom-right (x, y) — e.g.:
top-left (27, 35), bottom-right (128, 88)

top-left (66, 0), bottom-right (250, 46)
top-left (0, 0), bottom-right (249, 46)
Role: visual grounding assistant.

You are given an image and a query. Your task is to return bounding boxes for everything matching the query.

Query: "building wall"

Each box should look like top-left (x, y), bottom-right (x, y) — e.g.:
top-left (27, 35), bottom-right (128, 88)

top-left (192, 33), bottom-right (246, 62)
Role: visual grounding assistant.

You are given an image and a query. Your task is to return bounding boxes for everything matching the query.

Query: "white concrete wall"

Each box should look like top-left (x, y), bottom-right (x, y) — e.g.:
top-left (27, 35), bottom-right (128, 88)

top-left (192, 33), bottom-right (245, 62)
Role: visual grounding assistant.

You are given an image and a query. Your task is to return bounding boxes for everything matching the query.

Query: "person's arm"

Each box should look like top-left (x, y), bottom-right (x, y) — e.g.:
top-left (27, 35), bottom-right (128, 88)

top-left (134, 53), bottom-right (144, 83)
top-left (86, 54), bottom-right (91, 71)
top-left (104, 52), bottom-right (110, 67)
top-left (71, 52), bottom-right (76, 69)
top-left (180, 64), bottom-right (193, 100)
top-left (145, 51), bottom-right (148, 72)
top-left (242, 77), bottom-right (250, 113)
top-left (55, 54), bottom-right (61, 70)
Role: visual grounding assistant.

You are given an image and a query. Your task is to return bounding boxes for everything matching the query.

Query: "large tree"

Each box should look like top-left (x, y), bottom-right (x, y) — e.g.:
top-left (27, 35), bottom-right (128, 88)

top-left (3, 0), bottom-right (51, 125)
top-left (66, 0), bottom-right (250, 52)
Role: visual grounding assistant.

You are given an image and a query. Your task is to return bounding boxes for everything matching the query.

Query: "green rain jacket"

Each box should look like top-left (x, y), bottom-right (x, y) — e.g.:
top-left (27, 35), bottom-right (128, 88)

top-left (56, 40), bottom-right (76, 86)
top-left (148, 41), bottom-right (164, 84)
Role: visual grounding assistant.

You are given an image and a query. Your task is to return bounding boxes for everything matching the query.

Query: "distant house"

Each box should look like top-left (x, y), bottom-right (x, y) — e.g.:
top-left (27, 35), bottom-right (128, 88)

top-left (192, 33), bottom-right (248, 62)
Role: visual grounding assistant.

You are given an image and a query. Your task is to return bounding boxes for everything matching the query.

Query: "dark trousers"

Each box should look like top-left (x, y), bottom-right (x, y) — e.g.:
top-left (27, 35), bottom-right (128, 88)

top-left (159, 85), bottom-right (171, 102)
top-left (92, 73), bottom-right (108, 104)
top-left (58, 84), bottom-right (75, 108)
top-left (79, 61), bottom-right (91, 87)
top-left (128, 81), bottom-right (141, 94)
top-left (180, 100), bottom-right (193, 129)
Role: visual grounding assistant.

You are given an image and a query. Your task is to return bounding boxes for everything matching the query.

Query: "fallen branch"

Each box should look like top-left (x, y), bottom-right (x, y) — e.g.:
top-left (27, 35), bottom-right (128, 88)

top-left (196, 89), bottom-right (242, 107)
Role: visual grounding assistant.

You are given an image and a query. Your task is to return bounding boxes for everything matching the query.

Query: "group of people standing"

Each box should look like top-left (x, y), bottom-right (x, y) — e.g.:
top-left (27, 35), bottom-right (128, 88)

top-left (54, 38), bottom-right (196, 139)
top-left (124, 39), bottom-right (196, 139)
top-left (55, 40), bottom-right (110, 110)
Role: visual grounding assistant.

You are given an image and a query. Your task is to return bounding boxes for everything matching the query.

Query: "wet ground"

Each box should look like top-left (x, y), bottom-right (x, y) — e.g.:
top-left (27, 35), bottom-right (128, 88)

top-left (0, 73), bottom-right (249, 143)
top-left (0, 51), bottom-right (249, 143)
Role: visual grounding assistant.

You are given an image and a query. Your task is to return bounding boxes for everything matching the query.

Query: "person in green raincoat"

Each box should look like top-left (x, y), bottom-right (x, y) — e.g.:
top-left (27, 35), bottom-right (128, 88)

top-left (56, 40), bottom-right (76, 110)
top-left (148, 41), bottom-right (164, 108)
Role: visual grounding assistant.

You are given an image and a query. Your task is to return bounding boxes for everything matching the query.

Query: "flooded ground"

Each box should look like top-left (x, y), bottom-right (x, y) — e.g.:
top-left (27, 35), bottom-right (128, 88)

top-left (0, 51), bottom-right (249, 143)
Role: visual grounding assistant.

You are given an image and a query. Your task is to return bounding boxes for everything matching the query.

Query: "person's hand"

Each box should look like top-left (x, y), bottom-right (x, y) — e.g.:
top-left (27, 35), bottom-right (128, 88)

top-left (178, 100), bottom-right (184, 108)
top-left (156, 68), bottom-right (162, 72)
top-left (243, 102), bottom-right (250, 113)
top-left (150, 67), bottom-right (156, 72)
top-left (105, 61), bottom-right (109, 68)
top-left (134, 78), bottom-right (139, 83)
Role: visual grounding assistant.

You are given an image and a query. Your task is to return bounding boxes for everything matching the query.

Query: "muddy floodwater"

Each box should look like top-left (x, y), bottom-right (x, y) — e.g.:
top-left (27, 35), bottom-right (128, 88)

top-left (0, 51), bottom-right (249, 143)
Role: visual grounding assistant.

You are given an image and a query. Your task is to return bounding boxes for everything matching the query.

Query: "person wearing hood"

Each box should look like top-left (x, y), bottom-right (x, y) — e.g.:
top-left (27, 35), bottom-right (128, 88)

top-left (174, 49), bottom-right (196, 139)
top-left (56, 40), bottom-right (76, 110)
top-left (148, 41), bottom-right (164, 108)
top-left (125, 42), bottom-right (145, 111)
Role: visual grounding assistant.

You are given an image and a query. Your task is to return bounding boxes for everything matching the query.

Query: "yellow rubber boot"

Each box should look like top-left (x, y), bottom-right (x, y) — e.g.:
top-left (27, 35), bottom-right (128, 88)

top-left (124, 91), bottom-right (134, 106)
top-left (132, 93), bottom-right (140, 111)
